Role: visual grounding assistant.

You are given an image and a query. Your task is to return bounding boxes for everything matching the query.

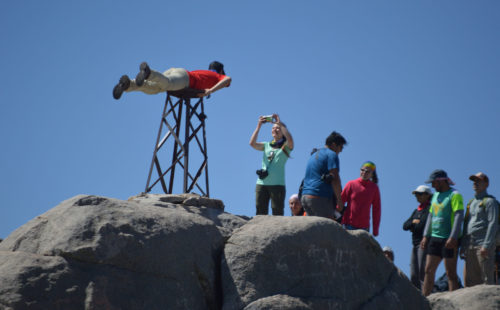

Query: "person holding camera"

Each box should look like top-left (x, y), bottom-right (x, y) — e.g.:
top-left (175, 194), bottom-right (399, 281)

top-left (300, 131), bottom-right (347, 219)
top-left (249, 114), bottom-right (294, 215)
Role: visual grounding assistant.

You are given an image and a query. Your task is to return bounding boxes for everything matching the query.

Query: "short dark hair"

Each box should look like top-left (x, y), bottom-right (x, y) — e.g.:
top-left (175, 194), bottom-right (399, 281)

top-left (209, 61), bottom-right (225, 75)
top-left (325, 131), bottom-right (347, 147)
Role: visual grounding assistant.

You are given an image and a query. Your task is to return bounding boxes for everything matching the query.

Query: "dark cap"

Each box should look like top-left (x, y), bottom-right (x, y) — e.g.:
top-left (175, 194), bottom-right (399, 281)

top-left (469, 172), bottom-right (489, 184)
top-left (425, 169), bottom-right (455, 185)
top-left (208, 61), bottom-right (225, 75)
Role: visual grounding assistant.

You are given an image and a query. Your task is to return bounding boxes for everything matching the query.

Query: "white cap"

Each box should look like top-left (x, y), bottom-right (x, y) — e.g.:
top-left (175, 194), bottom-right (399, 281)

top-left (382, 246), bottom-right (393, 253)
top-left (412, 185), bottom-right (433, 195)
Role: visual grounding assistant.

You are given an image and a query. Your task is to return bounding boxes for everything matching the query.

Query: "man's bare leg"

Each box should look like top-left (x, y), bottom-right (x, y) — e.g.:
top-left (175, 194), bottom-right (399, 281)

top-left (444, 254), bottom-right (459, 291)
top-left (423, 254), bottom-right (442, 296)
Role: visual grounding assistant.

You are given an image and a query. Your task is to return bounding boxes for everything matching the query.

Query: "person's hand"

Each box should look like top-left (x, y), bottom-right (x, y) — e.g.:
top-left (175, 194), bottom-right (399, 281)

top-left (445, 238), bottom-right (458, 249)
top-left (203, 88), bottom-right (212, 97)
top-left (336, 203), bottom-right (344, 212)
top-left (420, 237), bottom-right (428, 250)
top-left (459, 247), bottom-right (466, 260)
top-left (412, 219), bottom-right (420, 224)
top-left (258, 116), bottom-right (267, 126)
top-left (480, 247), bottom-right (489, 258)
top-left (272, 113), bottom-right (280, 124)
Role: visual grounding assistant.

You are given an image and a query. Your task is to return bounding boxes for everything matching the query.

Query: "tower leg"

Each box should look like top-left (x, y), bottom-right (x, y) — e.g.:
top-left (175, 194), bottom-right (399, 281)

top-left (144, 93), bottom-right (209, 196)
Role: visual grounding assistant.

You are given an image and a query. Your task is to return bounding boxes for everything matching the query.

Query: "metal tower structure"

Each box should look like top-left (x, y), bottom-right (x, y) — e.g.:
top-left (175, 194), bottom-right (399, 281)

top-left (144, 89), bottom-right (210, 196)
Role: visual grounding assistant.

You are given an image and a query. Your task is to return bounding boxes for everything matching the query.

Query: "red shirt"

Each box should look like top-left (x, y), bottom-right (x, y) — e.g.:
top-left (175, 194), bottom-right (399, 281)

top-left (187, 70), bottom-right (228, 90)
top-left (341, 178), bottom-right (381, 236)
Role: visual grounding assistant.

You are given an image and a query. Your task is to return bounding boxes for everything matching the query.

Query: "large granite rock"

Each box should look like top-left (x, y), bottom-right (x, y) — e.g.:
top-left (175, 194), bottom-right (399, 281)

top-left (0, 194), bottom-right (247, 310)
top-left (221, 216), bottom-right (430, 310)
top-left (3, 194), bottom-right (496, 309)
top-left (427, 284), bottom-right (500, 310)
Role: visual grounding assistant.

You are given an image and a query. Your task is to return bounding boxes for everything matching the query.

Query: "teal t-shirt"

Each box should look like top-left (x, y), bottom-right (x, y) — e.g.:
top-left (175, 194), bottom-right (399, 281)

top-left (256, 142), bottom-right (291, 186)
top-left (429, 189), bottom-right (464, 238)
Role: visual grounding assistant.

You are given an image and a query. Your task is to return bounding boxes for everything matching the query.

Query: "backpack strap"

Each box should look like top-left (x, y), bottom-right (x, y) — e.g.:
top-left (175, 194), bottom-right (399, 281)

top-left (465, 198), bottom-right (473, 220)
top-left (281, 144), bottom-right (290, 158)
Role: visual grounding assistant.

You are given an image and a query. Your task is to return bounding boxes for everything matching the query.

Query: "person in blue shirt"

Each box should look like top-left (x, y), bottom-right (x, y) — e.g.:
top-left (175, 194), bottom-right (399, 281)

top-left (300, 131), bottom-right (347, 219)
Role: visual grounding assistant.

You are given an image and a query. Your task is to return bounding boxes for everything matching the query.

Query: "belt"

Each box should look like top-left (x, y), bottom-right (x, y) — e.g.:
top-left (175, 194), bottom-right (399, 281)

top-left (304, 195), bottom-right (322, 199)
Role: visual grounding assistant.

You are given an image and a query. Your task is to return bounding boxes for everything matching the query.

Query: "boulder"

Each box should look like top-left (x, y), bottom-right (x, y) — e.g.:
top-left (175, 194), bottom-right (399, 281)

top-left (221, 216), bottom-right (430, 310)
top-left (10, 194), bottom-right (500, 309)
top-left (0, 194), bottom-right (247, 310)
top-left (427, 284), bottom-right (500, 310)
top-left (244, 294), bottom-right (312, 310)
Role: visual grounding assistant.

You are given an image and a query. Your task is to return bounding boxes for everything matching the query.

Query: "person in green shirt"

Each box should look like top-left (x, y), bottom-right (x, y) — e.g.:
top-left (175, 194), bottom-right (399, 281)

top-left (249, 114), bottom-right (294, 215)
top-left (420, 169), bottom-right (464, 296)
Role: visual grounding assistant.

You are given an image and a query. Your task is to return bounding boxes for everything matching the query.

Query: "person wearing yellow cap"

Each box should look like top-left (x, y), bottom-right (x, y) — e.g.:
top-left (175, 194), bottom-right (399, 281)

top-left (341, 161), bottom-right (381, 236)
top-left (461, 172), bottom-right (498, 286)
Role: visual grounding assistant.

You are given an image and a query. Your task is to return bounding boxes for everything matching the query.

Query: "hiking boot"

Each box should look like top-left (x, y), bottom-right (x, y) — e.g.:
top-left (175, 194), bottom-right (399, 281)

top-left (135, 62), bottom-right (151, 87)
top-left (112, 75), bottom-right (131, 100)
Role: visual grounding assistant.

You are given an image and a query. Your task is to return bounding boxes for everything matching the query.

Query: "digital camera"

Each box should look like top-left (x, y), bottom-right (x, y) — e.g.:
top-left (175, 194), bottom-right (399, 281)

top-left (256, 169), bottom-right (269, 179)
top-left (321, 173), bottom-right (334, 183)
top-left (263, 115), bottom-right (274, 122)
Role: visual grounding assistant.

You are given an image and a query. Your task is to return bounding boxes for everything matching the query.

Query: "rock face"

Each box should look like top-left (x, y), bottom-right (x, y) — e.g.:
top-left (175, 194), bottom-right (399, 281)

top-left (427, 284), bottom-right (500, 310)
top-left (222, 216), bottom-right (429, 310)
top-left (0, 194), bottom-right (430, 309)
top-left (0, 194), bottom-right (245, 310)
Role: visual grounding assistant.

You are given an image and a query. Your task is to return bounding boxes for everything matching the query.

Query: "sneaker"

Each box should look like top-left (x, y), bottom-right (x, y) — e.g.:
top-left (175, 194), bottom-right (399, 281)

top-left (135, 62), bottom-right (151, 87)
top-left (112, 75), bottom-right (131, 100)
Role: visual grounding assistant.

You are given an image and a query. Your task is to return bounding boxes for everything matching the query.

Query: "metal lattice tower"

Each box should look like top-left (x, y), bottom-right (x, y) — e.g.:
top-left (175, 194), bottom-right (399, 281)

top-left (144, 89), bottom-right (209, 196)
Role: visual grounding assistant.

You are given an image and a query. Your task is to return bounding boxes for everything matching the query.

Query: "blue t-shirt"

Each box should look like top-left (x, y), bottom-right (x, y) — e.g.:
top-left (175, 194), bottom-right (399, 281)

top-left (302, 148), bottom-right (339, 198)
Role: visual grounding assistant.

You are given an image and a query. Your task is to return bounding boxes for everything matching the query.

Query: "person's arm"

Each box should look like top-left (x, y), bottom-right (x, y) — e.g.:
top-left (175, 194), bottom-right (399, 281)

top-left (372, 186), bottom-right (381, 236)
top-left (330, 168), bottom-right (343, 212)
top-left (414, 209), bottom-right (428, 233)
top-left (273, 114), bottom-right (294, 150)
top-left (249, 117), bottom-right (266, 151)
top-left (202, 76), bottom-right (231, 97)
top-left (420, 211), bottom-right (433, 249)
top-left (446, 210), bottom-right (463, 249)
top-left (446, 193), bottom-right (464, 249)
top-left (341, 182), bottom-right (350, 207)
top-left (481, 198), bottom-right (498, 254)
top-left (403, 210), bottom-right (417, 231)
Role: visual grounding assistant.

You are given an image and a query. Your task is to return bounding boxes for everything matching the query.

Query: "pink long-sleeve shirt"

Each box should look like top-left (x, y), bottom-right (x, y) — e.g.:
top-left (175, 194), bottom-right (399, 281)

top-left (341, 178), bottom-right (381, 236)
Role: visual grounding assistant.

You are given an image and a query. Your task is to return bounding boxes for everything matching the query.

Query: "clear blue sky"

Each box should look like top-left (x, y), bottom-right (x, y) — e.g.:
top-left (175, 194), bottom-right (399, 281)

top-left (2, 1), bottom-right (499, 280)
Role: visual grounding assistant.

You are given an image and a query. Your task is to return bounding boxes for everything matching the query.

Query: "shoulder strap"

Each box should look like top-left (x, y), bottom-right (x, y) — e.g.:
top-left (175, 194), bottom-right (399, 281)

top-left (465, 198), bottom-right (473, 220)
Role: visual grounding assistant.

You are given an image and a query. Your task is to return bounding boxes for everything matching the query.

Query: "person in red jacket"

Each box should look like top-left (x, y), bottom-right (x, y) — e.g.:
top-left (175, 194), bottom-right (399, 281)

top-left (341, 161), bottom-right (381, 236)
top-left (112, 61), bottom-right (231, 99)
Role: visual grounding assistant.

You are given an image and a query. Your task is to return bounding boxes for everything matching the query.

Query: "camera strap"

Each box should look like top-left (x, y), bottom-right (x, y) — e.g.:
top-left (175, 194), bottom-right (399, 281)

top-left (261, 142), bottom-right (290, 173)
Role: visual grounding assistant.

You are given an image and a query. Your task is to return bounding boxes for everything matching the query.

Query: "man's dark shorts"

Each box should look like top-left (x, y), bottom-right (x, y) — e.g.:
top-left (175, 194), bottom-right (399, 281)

top-left (428, 237), bottom-right (456, 258)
